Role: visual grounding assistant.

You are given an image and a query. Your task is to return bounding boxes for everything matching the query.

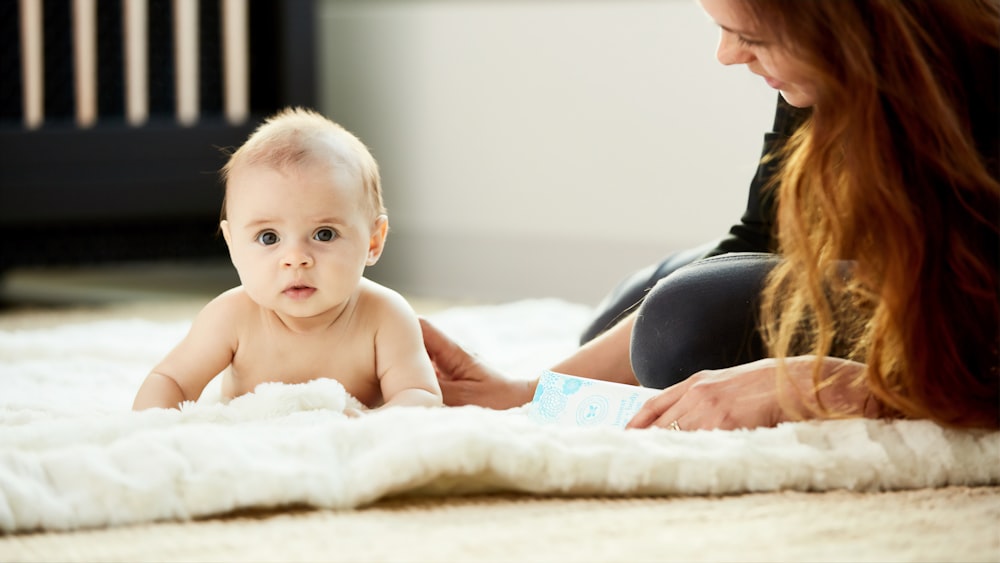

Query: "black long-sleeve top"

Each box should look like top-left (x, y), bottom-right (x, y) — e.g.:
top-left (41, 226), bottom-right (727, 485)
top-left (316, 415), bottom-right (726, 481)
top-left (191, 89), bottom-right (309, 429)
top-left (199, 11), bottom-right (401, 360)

top-left (703, 95), bottom-right (811, 259)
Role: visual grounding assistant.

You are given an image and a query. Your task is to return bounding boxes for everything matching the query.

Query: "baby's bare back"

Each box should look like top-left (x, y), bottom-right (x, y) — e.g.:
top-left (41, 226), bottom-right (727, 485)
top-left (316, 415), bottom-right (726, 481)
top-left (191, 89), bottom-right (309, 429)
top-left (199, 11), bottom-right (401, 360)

top-left (221, 301), bottom-right (384, 407)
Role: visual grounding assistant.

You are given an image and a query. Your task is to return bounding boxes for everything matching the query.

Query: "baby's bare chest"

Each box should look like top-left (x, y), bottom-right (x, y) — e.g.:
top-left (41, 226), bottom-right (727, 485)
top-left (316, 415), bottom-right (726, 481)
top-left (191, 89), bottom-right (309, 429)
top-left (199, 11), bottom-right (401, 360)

top-left (225, 328), bottom-right (380, 403)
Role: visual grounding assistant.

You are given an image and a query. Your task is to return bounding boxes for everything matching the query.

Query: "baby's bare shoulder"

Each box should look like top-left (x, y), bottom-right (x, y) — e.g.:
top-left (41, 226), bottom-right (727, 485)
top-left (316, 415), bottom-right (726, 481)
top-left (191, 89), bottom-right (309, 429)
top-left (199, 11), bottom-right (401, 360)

top-left (196, 287), bottom-right (260, 328)
top-left (204, 286), bottom-right (253, 311)
top-left (356, 278), bottom-right (417, 320)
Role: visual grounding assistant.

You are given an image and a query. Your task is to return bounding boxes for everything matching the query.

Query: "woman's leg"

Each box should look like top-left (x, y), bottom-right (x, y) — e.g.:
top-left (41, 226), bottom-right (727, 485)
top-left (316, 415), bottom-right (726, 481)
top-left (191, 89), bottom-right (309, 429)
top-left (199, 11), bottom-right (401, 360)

top-left (580, 240), bottom-right (720, 345)
top-left (630, 253), bottom-right (779, 389)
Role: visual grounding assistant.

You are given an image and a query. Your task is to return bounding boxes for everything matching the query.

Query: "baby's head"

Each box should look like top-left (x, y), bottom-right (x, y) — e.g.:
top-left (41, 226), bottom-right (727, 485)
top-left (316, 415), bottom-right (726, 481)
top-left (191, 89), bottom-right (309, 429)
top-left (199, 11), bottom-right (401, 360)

top-left (221, 107), bottom-right (385, 222)
top-left (218, 108), bottom-right (390, 316)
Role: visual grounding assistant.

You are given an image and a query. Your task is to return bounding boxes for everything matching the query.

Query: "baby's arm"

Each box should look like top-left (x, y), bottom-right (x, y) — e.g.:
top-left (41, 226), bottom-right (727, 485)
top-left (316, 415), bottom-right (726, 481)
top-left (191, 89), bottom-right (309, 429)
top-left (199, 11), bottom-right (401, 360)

top-left (132, 292), bottom-right (240, 410)
top-left (372, 289), bottom-right (444, 409)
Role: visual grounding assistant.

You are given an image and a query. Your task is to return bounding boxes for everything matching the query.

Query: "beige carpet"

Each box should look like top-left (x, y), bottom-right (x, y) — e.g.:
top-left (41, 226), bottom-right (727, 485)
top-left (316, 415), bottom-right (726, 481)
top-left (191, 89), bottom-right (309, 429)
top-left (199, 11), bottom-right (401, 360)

top-left (3, 487), bottom-right (998, 562)
top-left (1, 295), bottom-right (998, 562)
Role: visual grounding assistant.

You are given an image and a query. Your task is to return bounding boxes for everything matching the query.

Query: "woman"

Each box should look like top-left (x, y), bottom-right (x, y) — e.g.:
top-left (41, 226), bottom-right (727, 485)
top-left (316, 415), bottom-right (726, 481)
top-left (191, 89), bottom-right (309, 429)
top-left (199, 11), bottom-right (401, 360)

top-left (420, 0), bottom-right (1000, 431)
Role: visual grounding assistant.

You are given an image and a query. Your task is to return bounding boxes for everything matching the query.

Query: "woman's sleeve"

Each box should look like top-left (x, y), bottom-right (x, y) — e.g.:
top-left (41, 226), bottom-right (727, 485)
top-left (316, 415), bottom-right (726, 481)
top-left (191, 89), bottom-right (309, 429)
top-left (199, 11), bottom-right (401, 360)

top-left (704, 95), bottom-right (810, 258)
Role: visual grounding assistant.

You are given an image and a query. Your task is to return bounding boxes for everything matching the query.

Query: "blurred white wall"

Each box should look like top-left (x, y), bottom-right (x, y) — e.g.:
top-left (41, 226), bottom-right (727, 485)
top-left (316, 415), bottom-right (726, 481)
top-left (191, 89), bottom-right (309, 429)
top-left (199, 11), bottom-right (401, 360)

top-left (317, 0), bottom-right (777, 305)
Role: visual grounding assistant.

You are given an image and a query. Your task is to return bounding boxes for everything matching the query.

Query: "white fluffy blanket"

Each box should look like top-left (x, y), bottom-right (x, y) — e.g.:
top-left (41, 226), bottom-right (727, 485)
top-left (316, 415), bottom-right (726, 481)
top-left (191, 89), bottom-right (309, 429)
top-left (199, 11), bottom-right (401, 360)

top-left (1, 299), bottom-right (997, 533)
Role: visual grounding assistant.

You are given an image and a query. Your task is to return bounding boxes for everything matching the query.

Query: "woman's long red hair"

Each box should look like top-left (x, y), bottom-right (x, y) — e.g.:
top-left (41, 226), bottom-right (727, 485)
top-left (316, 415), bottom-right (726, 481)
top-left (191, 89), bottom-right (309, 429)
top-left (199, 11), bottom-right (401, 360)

top-left (748, 0), bottom-right (1000, 428)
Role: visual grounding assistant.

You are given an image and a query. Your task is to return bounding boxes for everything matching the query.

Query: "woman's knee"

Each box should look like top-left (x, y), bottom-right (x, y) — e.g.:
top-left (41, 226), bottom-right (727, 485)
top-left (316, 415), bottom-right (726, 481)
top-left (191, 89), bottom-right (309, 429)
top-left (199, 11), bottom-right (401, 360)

top-left (579, 240), bottom-right (721, 345)
top-left (629, 254), bottom-right (778, 389)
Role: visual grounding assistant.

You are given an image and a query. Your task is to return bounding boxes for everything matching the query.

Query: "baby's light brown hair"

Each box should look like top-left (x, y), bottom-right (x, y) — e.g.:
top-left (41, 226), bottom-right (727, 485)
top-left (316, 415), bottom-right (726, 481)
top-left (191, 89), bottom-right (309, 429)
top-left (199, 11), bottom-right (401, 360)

top-left (220, 107), bottom-right (385, 221)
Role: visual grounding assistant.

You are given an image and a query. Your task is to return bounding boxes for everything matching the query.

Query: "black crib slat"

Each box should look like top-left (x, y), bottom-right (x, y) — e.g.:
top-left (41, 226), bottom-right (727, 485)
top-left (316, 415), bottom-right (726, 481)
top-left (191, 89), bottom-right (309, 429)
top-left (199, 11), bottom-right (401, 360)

top-left (200, 0), bottom-right (223, 117)
top-left (42, 0), bottom-right (74, 124)
top-left (96, 0), bottom-right (125, 121)
top-left (147, 0), bottom-right (175, 119)
top-left (248, 1), bottom-right (279, 115)
top-left (0, 1), bottom-right (22, 124)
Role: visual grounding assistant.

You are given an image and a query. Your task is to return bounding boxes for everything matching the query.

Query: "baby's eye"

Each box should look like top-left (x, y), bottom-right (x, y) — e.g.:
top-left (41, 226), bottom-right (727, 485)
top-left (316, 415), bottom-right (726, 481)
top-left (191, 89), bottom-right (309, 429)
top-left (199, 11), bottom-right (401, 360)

top-left (314, 228), bottom-right (337, 242)
top-left (255, 231), bottom-right (279, 246)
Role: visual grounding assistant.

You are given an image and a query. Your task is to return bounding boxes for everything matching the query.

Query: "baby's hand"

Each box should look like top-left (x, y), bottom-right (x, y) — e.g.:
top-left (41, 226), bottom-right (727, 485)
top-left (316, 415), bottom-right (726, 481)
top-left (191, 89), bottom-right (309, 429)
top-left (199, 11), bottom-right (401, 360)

top-left (343, 406), bottom-right (365, 418)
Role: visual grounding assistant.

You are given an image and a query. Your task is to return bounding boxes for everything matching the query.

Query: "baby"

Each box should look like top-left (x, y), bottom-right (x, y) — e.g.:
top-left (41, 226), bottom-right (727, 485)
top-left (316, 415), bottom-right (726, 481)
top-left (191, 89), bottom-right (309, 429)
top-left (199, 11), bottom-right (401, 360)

top-left (132, 107), bottom-right (443, 412)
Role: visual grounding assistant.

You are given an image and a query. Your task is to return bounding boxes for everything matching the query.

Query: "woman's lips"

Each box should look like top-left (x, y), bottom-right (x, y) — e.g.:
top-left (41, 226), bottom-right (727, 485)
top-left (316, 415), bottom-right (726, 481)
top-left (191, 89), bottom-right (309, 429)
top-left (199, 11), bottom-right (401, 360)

top-left (764, 76), bottom-right (784, 90)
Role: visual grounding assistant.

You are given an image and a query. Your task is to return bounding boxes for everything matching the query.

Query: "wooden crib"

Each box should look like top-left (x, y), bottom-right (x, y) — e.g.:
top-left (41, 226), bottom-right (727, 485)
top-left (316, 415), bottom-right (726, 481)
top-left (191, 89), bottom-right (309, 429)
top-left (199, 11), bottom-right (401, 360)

top-left (0, 0), bottom-right (315, 270)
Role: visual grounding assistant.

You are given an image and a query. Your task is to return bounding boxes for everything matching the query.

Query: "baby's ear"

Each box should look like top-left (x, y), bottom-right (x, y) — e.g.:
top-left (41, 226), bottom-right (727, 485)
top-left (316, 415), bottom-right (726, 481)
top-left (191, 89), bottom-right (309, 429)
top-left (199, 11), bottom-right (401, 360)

top-left (220, 220), bottom-right (232, 247)
top-left (366, 215), bottom-right (389, 266)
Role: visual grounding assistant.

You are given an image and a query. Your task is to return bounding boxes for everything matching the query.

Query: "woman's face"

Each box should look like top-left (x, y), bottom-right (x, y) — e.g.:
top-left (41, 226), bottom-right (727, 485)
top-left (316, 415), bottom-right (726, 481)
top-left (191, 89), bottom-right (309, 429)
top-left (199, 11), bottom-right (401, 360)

top-left (698, 0), bottom-right (817, 108)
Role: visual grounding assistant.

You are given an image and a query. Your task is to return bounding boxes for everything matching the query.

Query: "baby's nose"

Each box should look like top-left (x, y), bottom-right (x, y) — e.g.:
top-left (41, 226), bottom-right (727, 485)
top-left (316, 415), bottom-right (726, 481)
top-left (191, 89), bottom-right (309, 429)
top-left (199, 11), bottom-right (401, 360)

top-left (282, 244), bottom-right (314, 268)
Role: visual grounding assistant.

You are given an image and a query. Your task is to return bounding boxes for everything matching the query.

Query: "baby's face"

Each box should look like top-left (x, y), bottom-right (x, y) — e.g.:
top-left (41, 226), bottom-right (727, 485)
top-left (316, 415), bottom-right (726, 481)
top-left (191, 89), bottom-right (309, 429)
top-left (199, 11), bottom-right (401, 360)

top-left (221, 162), bottom-right (384, 318)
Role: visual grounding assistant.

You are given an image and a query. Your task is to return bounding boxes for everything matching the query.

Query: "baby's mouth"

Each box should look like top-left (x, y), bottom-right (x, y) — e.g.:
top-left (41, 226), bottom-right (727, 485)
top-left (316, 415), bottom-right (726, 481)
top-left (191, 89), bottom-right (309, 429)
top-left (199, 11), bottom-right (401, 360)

top-left (283, 284), bottom-right (316, 299)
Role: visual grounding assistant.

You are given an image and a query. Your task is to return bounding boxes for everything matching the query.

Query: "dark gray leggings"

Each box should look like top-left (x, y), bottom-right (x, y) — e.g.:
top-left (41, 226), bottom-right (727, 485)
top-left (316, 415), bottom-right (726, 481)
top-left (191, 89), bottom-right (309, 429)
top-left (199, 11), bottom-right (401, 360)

top-left (581, 251), bottom-right (779, 389)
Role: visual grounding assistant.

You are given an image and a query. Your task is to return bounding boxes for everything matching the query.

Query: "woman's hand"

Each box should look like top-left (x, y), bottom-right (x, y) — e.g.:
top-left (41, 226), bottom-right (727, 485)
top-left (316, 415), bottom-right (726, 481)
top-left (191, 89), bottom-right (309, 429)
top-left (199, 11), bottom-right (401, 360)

top-left (419, 318), bottom-right (536, 409)
top-left (626, 356), bottom-right (869, 431)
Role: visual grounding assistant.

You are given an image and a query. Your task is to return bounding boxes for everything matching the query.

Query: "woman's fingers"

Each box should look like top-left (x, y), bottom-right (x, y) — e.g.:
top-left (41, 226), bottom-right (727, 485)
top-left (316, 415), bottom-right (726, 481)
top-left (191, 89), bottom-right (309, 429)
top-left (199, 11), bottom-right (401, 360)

top-left (624, 401), bottom-right (665, 429)
top-left (629, 362), bottom-right (788, 431)
top-left (436, 377), bottom-right (477, 407)
top-left (418, 317), bottom-right (452, 358)
top-left (419, 317), bottom-right (476, 381)
top-left (625, 379), bottom-right (691, 429)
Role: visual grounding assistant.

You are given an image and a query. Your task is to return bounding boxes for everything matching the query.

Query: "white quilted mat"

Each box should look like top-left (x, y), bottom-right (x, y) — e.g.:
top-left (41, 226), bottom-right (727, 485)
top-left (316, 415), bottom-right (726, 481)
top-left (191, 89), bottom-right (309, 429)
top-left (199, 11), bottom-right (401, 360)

top-left (1, 299), bottom-right (997, 532)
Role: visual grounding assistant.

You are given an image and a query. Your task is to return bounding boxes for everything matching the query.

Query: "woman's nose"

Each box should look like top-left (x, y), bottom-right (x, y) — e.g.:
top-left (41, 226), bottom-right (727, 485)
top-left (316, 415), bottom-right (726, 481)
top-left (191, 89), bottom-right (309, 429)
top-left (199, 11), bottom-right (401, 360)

top-left (716, 31), bottom-right (754, 66)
